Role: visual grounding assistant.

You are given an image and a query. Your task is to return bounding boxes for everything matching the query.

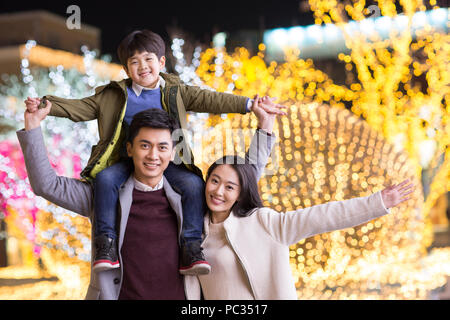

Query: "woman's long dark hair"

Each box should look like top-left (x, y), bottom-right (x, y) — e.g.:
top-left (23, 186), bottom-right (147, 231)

top-left (206, 155), bottom-right (263, 218)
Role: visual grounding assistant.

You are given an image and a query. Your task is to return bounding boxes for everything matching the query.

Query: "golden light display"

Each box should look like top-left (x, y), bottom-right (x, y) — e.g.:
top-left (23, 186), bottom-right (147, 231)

top-left (197, 102), bottom-right (434, 299)
top-left (191, 0), bottom-right (450, 299)
top-left (1, 0), bottom-right (449, 300)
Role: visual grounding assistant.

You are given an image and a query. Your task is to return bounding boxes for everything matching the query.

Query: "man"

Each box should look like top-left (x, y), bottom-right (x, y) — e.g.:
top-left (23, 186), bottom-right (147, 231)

top-left (17, 98), bottom-right (277, 299)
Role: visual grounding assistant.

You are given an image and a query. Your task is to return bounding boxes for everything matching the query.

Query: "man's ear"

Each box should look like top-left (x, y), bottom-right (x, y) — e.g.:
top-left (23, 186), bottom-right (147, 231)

top-left (126, 141), bottom-right (132, 157)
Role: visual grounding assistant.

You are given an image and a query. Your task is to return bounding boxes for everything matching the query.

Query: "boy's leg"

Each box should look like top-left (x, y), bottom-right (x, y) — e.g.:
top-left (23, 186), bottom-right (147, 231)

top-left (163, 162), bottom-right (210, 275)
top-left (93, 159), bottom-right (132, 272)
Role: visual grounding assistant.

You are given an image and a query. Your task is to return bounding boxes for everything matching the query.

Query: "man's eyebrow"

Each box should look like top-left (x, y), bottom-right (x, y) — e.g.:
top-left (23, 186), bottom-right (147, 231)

top-left (138, 139), bottom-right (170, 146)
top-left (211, 173), bottom-right (239, 186)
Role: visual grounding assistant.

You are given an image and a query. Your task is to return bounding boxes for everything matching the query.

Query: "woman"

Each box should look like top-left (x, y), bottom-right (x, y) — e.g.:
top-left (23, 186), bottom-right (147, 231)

top-left (197, 97), bottom-right (415, 300)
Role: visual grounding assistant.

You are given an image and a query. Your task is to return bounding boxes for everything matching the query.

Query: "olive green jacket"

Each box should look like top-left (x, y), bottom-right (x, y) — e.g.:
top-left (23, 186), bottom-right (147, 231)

top-left (39, 72), bottom-right (249, 181)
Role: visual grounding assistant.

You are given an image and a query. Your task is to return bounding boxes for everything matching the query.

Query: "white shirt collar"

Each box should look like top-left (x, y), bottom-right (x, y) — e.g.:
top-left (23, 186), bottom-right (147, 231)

top-left (133, 175), bottom-right (164, 192)
top-left (131, 77), bottom-right (161, 97)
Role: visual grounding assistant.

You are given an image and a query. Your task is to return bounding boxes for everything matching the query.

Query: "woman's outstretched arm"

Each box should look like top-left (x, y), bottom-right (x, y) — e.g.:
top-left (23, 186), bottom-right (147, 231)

top-left (257, 180), bottom-right (415, 246)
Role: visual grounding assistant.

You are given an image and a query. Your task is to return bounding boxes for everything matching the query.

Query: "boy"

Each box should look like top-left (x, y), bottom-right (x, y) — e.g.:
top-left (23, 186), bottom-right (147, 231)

top-left (25, 30), bottom-right (285, 275)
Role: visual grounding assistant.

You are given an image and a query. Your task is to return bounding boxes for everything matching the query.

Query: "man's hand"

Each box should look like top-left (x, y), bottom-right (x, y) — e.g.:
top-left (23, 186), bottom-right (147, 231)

top-left (381, 179), bottom-right (415, 209)
top-left (252, 95), bottom-right (282, 134)
top-left (24, 99), bottom-right (51, 130)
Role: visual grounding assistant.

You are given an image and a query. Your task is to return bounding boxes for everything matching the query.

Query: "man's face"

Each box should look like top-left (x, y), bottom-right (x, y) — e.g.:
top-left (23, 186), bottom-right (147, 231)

top-left (127, 127), bottom-right (174, 187)
top-left (125, 51), bottom-right (165, 88)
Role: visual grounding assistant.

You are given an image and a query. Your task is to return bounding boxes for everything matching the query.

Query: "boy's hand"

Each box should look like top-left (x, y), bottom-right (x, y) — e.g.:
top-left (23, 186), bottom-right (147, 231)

top-left (252, 95), bottom-right (277, 134)
top-left (257, 96), bottom-right (287, 116)
top-left (24, 97), bottom-right (43, 113)
top-left (381, 179), bottom-right (415, 209)
top-left (24, 99), bottom-right (52, 131)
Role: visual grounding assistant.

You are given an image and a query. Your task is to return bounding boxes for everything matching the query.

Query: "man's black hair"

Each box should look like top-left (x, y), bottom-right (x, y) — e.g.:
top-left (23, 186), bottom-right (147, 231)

top-left (127, 108), bottom-right (180, 145)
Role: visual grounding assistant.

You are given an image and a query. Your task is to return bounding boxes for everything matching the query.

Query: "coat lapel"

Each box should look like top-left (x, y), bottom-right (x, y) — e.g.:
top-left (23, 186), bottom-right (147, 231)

top-left (118, 176), bottom-right (135, 252)
top-left (163, 176), bottom-right (183, 243)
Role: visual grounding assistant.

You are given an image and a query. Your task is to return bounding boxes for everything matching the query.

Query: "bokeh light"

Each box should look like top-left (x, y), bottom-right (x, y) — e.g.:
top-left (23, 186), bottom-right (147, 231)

top-left (0, 0), bottom-right (449, 299)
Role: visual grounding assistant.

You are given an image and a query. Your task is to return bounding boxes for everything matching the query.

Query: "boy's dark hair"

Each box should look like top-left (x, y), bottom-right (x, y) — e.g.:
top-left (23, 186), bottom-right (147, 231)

top-left (127, 108), bottom-right (180, 146)
top-left (117, 30), bottom-right (166, 68)
top-left (206, 156), bottom-right (263, 218)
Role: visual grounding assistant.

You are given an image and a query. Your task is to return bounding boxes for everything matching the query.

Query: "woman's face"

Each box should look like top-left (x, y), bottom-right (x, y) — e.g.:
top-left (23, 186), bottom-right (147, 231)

top-left (205, 164), bottom-right (241, 217)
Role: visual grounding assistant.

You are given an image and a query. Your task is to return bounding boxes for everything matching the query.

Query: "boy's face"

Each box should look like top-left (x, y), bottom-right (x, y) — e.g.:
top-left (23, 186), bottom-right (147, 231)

top-left (125, 51), bottom-right (165, 88)
top-left (126, 127), bottom-right (175, 187)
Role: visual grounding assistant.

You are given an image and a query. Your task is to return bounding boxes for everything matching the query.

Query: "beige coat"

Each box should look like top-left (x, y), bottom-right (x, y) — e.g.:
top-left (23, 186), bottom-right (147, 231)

top-left (199, 191), bottom-right (390, 300)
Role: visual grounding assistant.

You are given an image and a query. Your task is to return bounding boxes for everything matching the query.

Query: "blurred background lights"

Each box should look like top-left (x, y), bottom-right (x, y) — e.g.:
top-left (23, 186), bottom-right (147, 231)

top-left (0, 0), bottom-right (449, 299)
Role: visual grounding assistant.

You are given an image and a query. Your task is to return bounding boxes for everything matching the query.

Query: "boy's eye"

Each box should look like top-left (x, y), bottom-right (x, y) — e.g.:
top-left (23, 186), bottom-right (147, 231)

top-left (141, 143), bottom-right (149, 149)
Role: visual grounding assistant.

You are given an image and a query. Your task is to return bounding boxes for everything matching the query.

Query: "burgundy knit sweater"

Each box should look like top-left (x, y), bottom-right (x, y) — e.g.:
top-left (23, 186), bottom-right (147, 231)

top-left (118, 188), bottom-right (185, 300)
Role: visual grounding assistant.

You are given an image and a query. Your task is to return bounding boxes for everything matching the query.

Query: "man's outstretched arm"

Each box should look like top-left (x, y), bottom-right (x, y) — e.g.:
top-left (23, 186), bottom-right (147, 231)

top-left (17, 100), bottom-right (94, 218)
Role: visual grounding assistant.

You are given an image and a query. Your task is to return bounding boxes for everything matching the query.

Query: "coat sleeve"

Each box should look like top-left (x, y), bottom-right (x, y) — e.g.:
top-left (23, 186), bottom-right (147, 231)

top-left (256, 192), bottom-right (390, 246)
top-left (16, 127), bottom-right (94, 218)
top-left (179, 84), bottom-right (248, 114)
top-left (245, 129), bottom-right (276, 180)
top-left (39, 93), bottom-right (99, 122)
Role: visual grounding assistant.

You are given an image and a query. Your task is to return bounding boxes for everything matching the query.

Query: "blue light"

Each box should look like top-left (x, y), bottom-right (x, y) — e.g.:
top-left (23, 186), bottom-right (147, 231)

top-left (263, 8), bottom-right (449, 61)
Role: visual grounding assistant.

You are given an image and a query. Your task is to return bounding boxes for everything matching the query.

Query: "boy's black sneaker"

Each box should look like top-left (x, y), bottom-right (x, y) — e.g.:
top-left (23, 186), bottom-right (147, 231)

top-left (93, 235), bottom-right (120, 272)
top-left (179, 240), bottom-right (211, 275)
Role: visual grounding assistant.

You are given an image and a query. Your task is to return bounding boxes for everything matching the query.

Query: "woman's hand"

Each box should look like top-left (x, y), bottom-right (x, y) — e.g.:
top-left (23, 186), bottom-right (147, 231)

top-left (381, 179), bottom-right (415, 209)
top-left (252, 95), bottom-right (286, 134)
top-left (255, 95), bottom-right (287, 116)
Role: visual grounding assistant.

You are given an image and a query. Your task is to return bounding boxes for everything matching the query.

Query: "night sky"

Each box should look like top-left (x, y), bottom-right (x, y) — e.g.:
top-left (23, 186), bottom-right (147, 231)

top-left (0, 0), bottom-right (314, 59)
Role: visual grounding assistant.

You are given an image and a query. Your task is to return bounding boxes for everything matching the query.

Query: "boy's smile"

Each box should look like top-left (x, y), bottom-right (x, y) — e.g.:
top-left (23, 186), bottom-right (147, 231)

top-left (126, 51), bottom-right (166, 89)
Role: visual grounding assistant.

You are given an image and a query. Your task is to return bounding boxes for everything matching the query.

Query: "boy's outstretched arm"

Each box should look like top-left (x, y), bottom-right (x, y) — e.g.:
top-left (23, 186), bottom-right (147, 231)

top-left (179, 85), bottom-right (286, 116)
top-left (25, 92), bottom-right (99, 122)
